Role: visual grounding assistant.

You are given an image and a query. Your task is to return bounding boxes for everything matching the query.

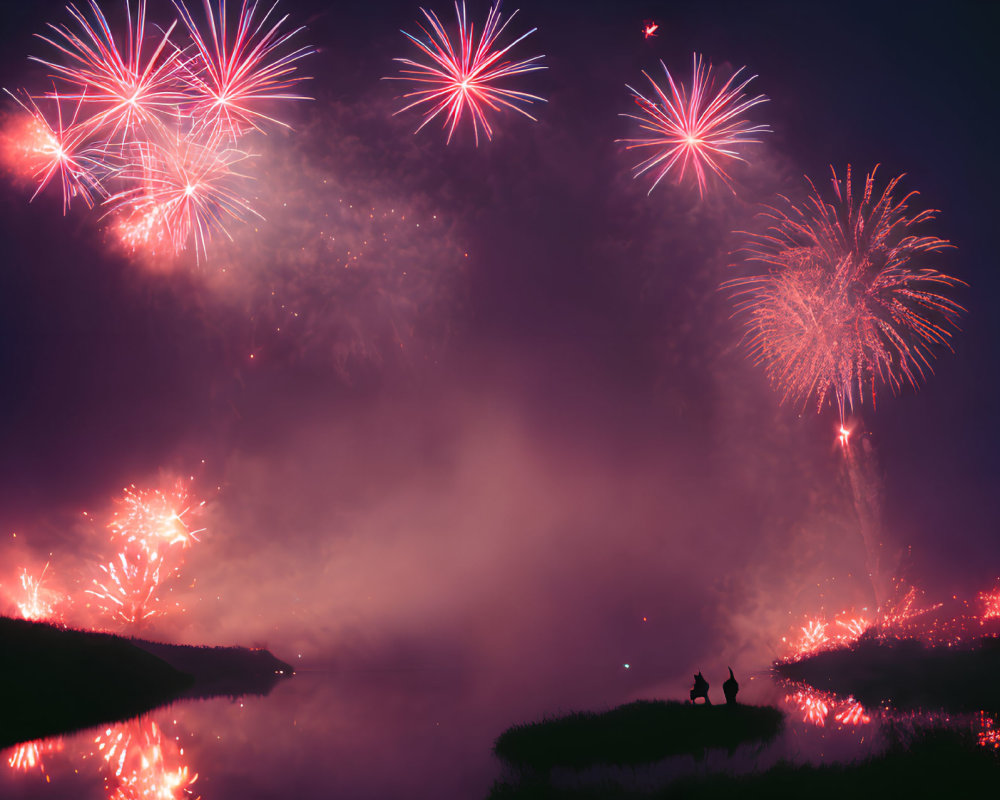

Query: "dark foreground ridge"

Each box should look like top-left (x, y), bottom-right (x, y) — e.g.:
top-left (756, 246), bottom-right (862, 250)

top-left (489, 729), bottom-right (1000, 799)
top-left (493, 699), bottom-right (783, 771)
top-left (775, 634), bottom-right (1000, 712)
top-left (0, 616), bottom-right (292, 749)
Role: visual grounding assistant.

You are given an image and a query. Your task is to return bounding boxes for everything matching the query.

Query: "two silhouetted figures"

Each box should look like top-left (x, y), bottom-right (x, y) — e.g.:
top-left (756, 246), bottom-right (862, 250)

top-left (690, 667), bottom-right (739, 706)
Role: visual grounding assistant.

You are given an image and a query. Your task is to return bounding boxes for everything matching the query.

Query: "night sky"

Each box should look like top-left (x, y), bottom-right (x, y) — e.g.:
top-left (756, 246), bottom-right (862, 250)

top-left (0, 0), bottom-right (997, 686)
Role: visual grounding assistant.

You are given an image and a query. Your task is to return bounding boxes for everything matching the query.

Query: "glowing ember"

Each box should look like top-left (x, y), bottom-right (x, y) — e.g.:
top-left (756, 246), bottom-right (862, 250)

top-left (387, 1), bottom-right (547, 145)
top-left (619, 52), bottom-right (769, 196)
top-left (978, 583), bottom-right (1000, 622)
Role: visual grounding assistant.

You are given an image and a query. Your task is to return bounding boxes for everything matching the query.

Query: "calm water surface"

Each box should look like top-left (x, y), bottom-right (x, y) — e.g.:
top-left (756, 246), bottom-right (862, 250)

top-left (1, 664), bottom-right (981, 799)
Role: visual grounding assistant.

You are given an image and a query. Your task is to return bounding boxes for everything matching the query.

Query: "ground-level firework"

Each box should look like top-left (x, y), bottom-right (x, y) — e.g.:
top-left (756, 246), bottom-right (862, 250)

top-left (726, 165), bottom-right (965, 420)
top-left (387, 1), bottom-right (546, 145)
top-left (619, 53), bottom-right (769, 197)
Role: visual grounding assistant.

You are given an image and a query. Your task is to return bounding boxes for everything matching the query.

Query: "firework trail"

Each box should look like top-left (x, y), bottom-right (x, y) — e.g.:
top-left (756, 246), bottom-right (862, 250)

top-left (7, 738), bottom-right (65, 776)
top-left (170, 0), bottom-right (314, 142)
top-left (386, 1), bottom-right (546, 145)
top-left (726, 165), bottom-right (965, 420)
top-left (619, 53), bottom-right (769, 197)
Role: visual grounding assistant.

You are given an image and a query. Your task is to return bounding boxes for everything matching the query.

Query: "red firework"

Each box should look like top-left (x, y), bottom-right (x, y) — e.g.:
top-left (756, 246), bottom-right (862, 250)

top-left (2, 88), bottom-right (108, 213)
top-left (171, 0), bottom-right (314, 142)
top-left (726, 166), bottom-right (965, 420)
top-left (31, 0), bottom-right (184, 144)
top-left (110, 131), bottom-right (258, 261)
top-left (619, 53), bottom-right (769, 196)
top-left (387, 1), bottom-right (546, 145)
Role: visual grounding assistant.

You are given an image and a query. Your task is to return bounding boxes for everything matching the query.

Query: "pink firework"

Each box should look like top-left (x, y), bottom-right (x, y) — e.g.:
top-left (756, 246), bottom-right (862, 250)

top-left (619, 53), bottom-right (769, 196)
top-left (387, 1), bottom-right (546, 145)
top-left (88, 548), bottom-right (177, 626)
top-left (95, 718), bottom-right (198, 799)
top-left (171, 0), bottom-right (314, 143)
top-left (110, 131), bottom-right (257, 260)
top-left (726, 166), bottom-right (965, 420)
top-left (978, 583), bottom-right (1000, 622)
top-left (15, 563), bottom-right (63, 622)
top-left (31, 0), bottom-right (184, 144)
top-left (108, 479), bottom-right (205, 551)
top-left (2, 88), bottom-right (108, 213)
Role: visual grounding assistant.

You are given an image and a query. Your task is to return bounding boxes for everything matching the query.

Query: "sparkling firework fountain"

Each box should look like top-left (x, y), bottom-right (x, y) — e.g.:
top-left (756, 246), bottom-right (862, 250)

top-left (727, 166), bottom-right (964, 613)
top-left (3, 0), bottom-right (312, 261)
top-left (386, 1), bottom-right (546, 145)
top-left (87, 479), bottom-right (204, 630)
top-left (619, 53), bottom-right (769, 197)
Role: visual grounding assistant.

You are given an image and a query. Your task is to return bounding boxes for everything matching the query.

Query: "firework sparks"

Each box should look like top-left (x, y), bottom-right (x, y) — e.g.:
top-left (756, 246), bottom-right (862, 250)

top-left (726, 165), bottom-right (965, 420)
top-left (108, 479), bottom-right (205, 550)
top-left (642, 21), bottom-right (658, 39)
top-left (619, 53), bottom-right (769, 196)
top-left (387, 1), bottom-right (546, 145)
top-left (7, 738), bottom-right (65, 775)
top-left (978, 583), bottom-right (1000, 622)
top-left (31, 0), bottom-right (184, 144)
top-left (88, 478), bottom-right (204, 628)
top-left (95, 718), bottom-right (198, 800)
top-left (15, 563), bottom-right (63, 622)
top-left (2, 89), bottom-right (109, 212)
top-left (171, 0), bottom-right (314, 142)
top-left (109, 132), bottom-right (258, 261)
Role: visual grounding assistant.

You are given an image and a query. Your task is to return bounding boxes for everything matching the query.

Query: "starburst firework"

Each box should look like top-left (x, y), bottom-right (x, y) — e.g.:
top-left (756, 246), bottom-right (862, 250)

top-left (31, 0), bottom-right (184, 144)
top-left (726, 166), bottom-right (964, 419)
top-left (2, 89), bottom-right (109, 213)
top-left (171, 0), bottom-right (314, 142)
top-left (619, 53), bottom-right (769, 196)
top-left (387, 1), bottom-right (546, 145)
top-left (110, 131), bottom-right (258, 260)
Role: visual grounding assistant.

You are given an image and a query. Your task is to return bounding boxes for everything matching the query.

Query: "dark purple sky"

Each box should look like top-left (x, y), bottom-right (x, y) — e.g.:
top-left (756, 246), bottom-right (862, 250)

top-left (0, 0), bottom-right (997, 680)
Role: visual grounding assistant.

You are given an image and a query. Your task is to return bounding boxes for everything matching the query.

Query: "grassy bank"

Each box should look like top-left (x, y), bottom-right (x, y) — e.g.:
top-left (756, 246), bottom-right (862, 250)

top-left (0, 616), bottom-right (192, 748)
top-left (490, 729), bottom-right (1000, 799)
top-left (494, 700), bottom-right (783, 771)
top-left (776, 634), bottom-right (1000, 712)
top-left (0, 616), bottom-right (294, 748)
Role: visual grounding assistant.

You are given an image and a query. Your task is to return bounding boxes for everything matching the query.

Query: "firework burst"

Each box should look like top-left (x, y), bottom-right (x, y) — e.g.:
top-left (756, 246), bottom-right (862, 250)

top-left (726, 166), bottom-right (965, 420)
top-left (619, 53), bottom-right (769, 196)
top-left (31, 0), bottom-right (184, 144)
top-left (109, 131), bottom-right (258, 261)
top-left (387, 1), bottom-right (546, 145)
top-left (88, 478), bottom-right (204, 628)
top-left (15, 563), bottom-right (63, 622)
top-left (171, 0), bottom-right (314, 143)
top-left (2, 89), bottom-right (109, 213)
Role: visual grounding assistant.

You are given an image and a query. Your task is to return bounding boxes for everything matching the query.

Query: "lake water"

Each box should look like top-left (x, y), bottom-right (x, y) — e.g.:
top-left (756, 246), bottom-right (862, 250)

top-left (2, 664), bottom-right (993, 798)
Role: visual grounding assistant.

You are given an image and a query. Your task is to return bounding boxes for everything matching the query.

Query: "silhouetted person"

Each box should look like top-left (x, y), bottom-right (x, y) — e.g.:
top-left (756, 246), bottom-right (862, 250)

top-left (690, 671), bottom-right (711, 705)
top-left (723, 667), bottom-right (739, 706)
